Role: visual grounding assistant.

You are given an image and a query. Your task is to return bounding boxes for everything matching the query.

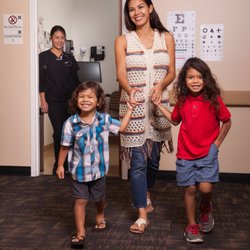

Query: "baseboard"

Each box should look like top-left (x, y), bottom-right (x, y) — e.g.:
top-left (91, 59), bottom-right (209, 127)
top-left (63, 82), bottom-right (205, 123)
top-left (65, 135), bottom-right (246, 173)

top-left (218, 172), bottom-right (250, 183)
top-left (157, 170), bottom-right (250, 183)
top-left (0, 166), bottom-right (31, 176)
top-left (0, 167), bottom-right (249, 182)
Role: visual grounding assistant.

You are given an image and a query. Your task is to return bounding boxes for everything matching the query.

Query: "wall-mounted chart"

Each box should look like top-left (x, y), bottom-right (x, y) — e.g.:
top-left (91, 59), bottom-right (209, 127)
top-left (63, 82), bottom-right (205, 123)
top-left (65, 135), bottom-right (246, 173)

top-left (200, 24), bottom-right (224, 61)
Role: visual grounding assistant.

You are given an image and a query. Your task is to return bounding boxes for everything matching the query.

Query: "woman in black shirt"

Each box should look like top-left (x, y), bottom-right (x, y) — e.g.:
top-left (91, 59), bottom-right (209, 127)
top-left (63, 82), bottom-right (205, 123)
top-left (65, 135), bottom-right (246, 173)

top-left (39, 25), bottom-right (79, 175)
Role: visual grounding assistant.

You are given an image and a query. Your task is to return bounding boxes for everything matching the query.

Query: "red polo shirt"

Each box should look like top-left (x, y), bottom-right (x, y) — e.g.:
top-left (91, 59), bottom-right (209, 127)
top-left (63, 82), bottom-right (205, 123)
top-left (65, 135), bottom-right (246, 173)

top-left (171, 94), bottom-right (231, 160)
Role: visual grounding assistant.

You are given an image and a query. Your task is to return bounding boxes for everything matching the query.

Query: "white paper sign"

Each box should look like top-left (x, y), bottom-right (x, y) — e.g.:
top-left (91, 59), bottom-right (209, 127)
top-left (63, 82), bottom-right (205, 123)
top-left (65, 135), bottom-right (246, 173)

top-left (200, 24), bottom-right (224, 61)
top-left (3, 14), bottom-right (23, 44)
top-left (167, 11), bottom-right (196, 69)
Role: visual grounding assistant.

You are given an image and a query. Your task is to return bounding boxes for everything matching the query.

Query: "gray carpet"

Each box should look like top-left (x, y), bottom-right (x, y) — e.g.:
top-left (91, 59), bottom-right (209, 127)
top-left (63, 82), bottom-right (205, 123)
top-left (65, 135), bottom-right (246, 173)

top-left (0, 175), bottom-right (249, 249)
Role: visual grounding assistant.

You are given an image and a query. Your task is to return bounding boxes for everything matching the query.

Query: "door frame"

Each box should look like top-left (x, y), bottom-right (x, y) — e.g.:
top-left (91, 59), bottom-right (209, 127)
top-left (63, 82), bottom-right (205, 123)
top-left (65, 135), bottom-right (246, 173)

top-left (29, 0), bottom-right (40, 176)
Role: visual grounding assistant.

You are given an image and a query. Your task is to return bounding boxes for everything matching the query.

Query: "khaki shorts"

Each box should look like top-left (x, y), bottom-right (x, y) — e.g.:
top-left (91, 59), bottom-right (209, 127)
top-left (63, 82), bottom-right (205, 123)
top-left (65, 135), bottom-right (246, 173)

top-left (72, 176), bottom-right (106, 201)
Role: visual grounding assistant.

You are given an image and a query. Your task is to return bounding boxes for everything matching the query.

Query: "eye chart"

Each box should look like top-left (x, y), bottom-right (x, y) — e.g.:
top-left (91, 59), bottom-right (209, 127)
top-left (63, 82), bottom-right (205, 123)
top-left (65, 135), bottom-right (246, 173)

top-left (200, 24), bottom-right (224, 61)
top-left (167, 11), bottom-right (196, 69)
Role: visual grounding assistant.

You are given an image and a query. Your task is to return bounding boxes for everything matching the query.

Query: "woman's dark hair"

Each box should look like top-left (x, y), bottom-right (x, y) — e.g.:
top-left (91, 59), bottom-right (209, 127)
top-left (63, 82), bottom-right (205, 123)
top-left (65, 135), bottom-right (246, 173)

top-left (69, 81), bottom-right (106, 114)
top-left (124, 0), bottom-right (168, 32)
top-left (50, 25), bottom-right (66, 38)
top-left (174, 57), bottom-right (221, 111)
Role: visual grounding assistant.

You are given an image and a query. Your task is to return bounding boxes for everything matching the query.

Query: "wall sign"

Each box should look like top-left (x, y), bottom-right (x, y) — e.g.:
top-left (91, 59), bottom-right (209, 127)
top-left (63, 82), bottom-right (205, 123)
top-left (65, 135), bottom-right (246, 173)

top-left (3, 14), bottom-right (23, 44)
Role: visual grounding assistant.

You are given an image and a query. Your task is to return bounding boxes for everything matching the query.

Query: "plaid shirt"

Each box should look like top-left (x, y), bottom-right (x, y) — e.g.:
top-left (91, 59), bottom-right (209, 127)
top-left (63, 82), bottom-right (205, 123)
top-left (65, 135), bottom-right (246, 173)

top-left (61, 112), bottom-right (120, 182)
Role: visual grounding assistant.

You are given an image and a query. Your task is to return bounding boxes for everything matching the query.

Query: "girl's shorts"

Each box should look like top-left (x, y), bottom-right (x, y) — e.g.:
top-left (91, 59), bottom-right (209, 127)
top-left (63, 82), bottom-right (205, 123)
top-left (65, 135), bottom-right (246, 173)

top-left (176, 144), bottom-right (219, 187)
top-left (72, 176), bottom-right (106, 201)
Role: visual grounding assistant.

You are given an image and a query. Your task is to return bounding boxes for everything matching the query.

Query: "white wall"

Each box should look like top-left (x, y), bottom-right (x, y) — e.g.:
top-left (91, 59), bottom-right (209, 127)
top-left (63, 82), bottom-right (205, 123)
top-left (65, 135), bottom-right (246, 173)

top-left (154, 0), bottom-right (250, 91)
top-left (38, 0), bottom-right (74, 38)
top-left (72, 0), bottom-right (119, 94)
top-left (38, 0), bottom-right (119, 94)
top-left (38, 0), bottom-right (120, 146)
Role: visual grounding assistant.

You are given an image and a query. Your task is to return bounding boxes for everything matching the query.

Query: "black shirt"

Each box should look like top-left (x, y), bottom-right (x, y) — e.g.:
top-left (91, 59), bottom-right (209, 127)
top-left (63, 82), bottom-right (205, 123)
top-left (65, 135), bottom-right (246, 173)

top-left (39, 50), bottom-right (79, 104)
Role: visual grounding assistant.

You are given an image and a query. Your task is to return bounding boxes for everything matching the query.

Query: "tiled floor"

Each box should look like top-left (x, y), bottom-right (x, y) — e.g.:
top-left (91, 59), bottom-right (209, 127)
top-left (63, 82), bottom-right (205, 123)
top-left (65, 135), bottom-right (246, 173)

top-left (41, 136), bottom-right (120, 177)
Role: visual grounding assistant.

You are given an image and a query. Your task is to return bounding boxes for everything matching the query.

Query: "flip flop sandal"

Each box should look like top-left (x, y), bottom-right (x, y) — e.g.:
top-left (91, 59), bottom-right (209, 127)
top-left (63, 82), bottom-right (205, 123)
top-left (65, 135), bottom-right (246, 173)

top-left (71, 235), bottom-right (85, 248)
top-left (130, 218), bottom-right (149, 234)
top-left (92, 221), bottom-right (107, 231)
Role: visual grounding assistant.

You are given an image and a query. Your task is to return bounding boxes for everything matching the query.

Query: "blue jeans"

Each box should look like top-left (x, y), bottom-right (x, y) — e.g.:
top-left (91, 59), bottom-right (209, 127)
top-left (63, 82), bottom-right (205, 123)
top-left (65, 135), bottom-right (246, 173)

top-left (130, 141), bottom-right (161, 208)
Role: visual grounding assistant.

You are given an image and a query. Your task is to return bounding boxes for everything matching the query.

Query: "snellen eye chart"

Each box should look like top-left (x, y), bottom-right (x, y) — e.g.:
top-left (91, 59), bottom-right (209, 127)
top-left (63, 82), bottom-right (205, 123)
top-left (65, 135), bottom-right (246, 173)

top-left (167, 11), bottom-right (196, 69)
top-left (167, 11), bottom-right (225, 67)
top-left (200, 24), bottom-right (224, 61)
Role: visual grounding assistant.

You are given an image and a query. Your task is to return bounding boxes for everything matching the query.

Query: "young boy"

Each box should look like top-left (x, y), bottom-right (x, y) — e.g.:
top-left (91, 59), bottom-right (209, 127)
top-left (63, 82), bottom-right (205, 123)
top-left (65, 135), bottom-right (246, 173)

top-left (56, 81), bottom-right (137, 248)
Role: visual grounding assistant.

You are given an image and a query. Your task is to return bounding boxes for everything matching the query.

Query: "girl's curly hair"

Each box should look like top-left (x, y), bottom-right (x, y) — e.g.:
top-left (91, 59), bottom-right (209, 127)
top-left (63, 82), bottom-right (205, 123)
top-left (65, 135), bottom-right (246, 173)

top-left (174, 57), bottom-right (221, 111)
top-left (68, 81), bottom-right (106, 114)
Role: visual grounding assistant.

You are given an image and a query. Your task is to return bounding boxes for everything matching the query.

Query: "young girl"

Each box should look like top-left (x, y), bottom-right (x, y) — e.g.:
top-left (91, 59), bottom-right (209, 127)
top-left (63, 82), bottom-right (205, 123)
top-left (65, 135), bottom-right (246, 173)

top-left (56, 81), bottom-right (136, 248)
top-left (153, 57), bottom-right (231, 243)
top-left (115, 0), bottom-right (175, 234)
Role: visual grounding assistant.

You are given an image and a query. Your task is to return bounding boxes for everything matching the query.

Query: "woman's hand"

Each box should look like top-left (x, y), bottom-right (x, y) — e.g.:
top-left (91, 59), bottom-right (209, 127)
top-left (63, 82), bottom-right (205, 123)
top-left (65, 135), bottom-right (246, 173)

top-left (40, 92), bottom-right (49, 113)
top-left (149, 83), bottom-right (163, 104)
top-left (40, 99), bottom-right (48, 113)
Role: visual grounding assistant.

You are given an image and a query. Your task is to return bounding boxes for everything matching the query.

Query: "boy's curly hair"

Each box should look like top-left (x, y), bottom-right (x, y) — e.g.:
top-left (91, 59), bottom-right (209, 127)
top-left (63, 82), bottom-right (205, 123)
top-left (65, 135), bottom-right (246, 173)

top-left (68, 81), bottom-right (106, 114)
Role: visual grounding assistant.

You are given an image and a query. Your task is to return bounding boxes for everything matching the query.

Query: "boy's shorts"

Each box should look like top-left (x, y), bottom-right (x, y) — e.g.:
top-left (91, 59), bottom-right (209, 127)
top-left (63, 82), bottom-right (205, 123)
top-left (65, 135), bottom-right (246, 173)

top-left (72, 176), bottom-right (106, 201)
top-left (176, 144), bottom-right (219, 187)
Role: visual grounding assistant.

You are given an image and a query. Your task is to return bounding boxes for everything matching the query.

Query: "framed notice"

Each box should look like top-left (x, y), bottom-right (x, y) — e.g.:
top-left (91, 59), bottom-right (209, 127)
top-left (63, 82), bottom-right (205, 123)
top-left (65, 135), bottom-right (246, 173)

top-left (3, 14), bottom-right (23, 44)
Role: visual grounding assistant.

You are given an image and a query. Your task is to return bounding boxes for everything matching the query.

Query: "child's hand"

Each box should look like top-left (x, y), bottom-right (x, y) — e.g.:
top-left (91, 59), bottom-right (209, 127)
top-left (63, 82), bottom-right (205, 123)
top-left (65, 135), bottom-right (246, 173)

top-left (151, 97), bottom-right (162, 107)
top-left (128, 87), bottom-right (142, 108)
top-left (56, 166), bottom-right (65, 179)
top-left (126, 101), bottom-right (134, 111)
top-left (149, 83), bottom-right (163, 104)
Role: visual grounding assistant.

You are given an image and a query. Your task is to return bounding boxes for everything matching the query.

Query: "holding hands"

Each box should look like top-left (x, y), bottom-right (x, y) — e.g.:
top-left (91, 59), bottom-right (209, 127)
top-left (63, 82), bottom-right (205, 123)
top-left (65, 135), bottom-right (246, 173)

top-left (127, 87), bottom-right (142, 109)
top-left (149, 82), bottom-right (163, 105)
top-left (128, 84), bottom-right (164, 108)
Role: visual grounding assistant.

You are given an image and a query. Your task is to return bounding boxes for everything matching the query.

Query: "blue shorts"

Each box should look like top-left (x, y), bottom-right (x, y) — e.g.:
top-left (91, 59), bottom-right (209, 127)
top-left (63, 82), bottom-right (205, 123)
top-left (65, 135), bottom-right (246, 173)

top-left (176, 144), bottom-right (219, 187)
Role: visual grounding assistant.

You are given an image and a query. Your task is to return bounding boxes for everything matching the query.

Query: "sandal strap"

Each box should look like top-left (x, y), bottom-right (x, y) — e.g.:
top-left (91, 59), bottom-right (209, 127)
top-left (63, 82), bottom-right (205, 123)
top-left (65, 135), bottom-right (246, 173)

top-left (72, 235), bottom-right (85, 242)
top-left (134, 218), bottom-right (148, 226)
top-left (97, 221), bottom-right (106, 225)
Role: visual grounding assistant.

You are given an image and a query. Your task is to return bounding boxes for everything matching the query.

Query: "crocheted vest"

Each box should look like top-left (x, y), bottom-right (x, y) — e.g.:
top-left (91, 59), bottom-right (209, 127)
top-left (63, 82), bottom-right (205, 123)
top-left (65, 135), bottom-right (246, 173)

top-left (120, 30), bottom-right (172, 148)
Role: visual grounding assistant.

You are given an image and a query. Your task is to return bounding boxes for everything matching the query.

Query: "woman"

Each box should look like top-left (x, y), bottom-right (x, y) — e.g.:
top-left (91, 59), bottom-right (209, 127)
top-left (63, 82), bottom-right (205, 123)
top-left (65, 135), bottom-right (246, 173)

top-left (115, 0), bottom-right (176, 233)
top-left (39, 25), bottom-right (79, 175)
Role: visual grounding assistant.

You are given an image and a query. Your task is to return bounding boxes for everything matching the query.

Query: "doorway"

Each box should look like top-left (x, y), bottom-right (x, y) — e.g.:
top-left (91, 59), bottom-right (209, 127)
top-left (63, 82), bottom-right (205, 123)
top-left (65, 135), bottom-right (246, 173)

top-left (32, 0), bottom-right (121, 176)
